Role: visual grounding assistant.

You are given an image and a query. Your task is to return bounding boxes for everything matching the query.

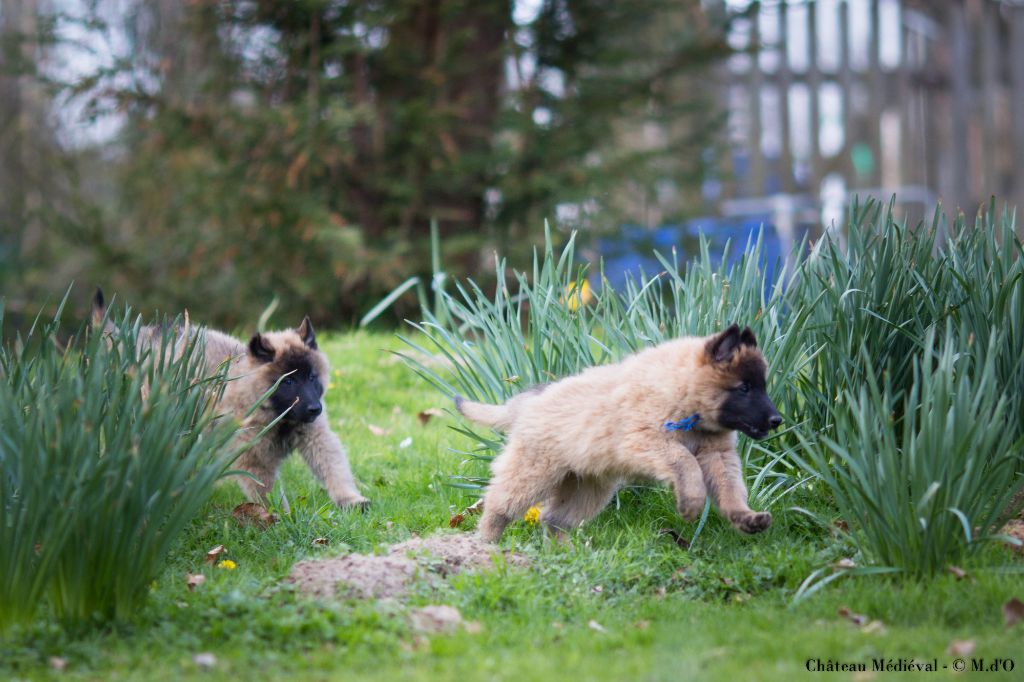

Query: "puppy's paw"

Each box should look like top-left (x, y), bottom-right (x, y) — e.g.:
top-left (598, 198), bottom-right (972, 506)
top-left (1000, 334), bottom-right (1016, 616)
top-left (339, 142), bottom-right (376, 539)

top-left (677, 496), bottom-right (707, 522)
top-left (730, 510), bottom-right (772, 534)
top-left (336, 495), bottom-right (371, 512)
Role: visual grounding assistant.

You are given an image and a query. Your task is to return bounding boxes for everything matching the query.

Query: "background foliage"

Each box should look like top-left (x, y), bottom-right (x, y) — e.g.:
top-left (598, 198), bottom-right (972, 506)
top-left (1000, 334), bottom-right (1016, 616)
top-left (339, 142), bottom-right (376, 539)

top-left (0, 0), bottom-right (731, 328)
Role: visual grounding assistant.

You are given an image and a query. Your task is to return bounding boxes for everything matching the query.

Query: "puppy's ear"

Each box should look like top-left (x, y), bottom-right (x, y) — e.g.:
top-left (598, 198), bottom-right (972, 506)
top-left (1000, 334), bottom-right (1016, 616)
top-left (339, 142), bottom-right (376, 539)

top-left (91, 288), bottom-right (106, 328)
top-left (705, 324), bottom-right (742, 363)
top-left (248, 333), bottom-right (275, 363)
top-left (739, 326), bottom-right (758, 348)
top-left (91, 287), bottom-right (117, 335)
top-left (297, 315), bottom-right (317, 350)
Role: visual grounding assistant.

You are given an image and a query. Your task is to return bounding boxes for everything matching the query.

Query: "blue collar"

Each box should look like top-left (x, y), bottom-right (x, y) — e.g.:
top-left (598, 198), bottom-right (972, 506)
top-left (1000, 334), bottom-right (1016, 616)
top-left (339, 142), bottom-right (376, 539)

top-left (664, 413), bottom-right (701, 432)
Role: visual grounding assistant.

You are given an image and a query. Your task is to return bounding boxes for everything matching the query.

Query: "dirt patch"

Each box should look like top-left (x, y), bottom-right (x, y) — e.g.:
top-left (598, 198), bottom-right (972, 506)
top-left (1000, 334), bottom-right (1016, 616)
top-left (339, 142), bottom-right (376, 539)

top-left (408, 605), bottom-right (465, 634)
top-left (1002, 519), bottom-right (1024, 557)
top-left (287, 532), bottom-right (527, 599)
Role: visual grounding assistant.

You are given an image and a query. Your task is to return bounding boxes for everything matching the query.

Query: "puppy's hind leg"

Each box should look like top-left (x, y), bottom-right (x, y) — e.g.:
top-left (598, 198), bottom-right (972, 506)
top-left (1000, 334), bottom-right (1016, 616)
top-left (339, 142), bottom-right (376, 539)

top-left (541, 474), bottom-right (618, 542)
top-left (479, 442), bottom-right (558, 543)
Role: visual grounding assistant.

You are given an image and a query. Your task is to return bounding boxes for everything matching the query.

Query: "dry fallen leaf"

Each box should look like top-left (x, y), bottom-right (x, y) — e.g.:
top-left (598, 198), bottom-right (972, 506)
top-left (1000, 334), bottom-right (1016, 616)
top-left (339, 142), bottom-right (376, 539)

top-left (449, 513), bottom-right (466, 528)
top-left (587, 619), bottom-right (608, 633)
top-left (658, 528), bottom-right (690, 549)
top-left (466, 499), bottom-right (484, 516)
top-left (417, 408), bottom-right (445, 426)
top-left (204, 545), bottom-right (226, 565)
top-left (672, 567), bottom-right (692, 585)
top-left (947, 639), bottom-right (976, 656)
top-left (833, 519), bottom-right (850, 534)
top-left (409, 605), bottom-right (464, 634)
top-left (312, 537), bottom-right (329, 546)
top-left (368, 424), bottom-right (386, 437)
top-left (399, 635), bottom-right (430, 652)
top-left (231, 502), bottom-right (278, 529)
top-left (49, 656), bottom-right (67, 672)
top-left (192, 653), bottom-right (217, 669)
top-left (947, 565), bottom-right (968, 581)
top-left (635, 620), bottom-right (651, 630)
top-left (186, 573), bottom-right (206, 591)
top-left (719, 576), bottom-right (735, 588)
top-left (833, 558), bottom-right (856, 570)
top-left (838, 606), bottom-right (869, 626)
top-left (592, 585), bottom-right (604, 594)
top-left (1003, 597), bottom-right (1024, 628)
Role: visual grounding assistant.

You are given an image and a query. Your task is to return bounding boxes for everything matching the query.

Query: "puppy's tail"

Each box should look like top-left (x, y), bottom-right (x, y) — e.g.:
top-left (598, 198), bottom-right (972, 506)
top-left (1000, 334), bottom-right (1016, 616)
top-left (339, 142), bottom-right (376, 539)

top-left (454, 396), bottom-right (513, 430)
top-left (454, 386), bottom-right (548, 431)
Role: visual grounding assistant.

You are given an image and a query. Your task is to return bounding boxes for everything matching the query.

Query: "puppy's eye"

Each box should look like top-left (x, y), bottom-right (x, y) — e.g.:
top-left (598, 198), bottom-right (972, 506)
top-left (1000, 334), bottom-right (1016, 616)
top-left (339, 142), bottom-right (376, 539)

top-left (739, 382), bottom-right (751, 393)
top-left (282, 376), bottom-right (295, 386)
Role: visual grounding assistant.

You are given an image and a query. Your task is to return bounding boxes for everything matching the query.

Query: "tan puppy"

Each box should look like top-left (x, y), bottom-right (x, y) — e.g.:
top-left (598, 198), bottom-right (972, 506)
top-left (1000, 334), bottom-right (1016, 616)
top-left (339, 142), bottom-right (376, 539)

top-left (93, 289), bottom-right (368, 512)
top-left (456, 325), bottom-right (782, 542)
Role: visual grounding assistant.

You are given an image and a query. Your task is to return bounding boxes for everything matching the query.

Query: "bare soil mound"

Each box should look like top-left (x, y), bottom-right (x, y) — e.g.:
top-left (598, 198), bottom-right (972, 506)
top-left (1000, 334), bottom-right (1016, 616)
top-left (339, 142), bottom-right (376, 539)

top-left (287, 532), bottom-right (527, 599)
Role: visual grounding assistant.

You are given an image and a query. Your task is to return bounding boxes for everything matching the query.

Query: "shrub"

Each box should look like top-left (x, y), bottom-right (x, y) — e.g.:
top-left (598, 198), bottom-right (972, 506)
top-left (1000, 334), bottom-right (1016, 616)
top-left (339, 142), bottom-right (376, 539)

top-left (792, 326), bottom-right (1024, 579)
top-left (0, 295), bottom-right (240, 628)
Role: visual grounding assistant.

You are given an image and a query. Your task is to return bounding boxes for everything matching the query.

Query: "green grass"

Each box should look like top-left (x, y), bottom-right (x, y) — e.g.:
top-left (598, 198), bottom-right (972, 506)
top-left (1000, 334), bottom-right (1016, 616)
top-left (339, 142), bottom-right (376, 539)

top-left (3, 331), bottom-right (1022, 681)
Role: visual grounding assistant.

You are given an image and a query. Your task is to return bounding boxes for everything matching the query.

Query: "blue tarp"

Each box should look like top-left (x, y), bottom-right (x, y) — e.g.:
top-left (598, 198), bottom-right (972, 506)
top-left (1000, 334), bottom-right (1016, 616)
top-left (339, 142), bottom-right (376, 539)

top-left (589, 215), bottom-right (807, 292)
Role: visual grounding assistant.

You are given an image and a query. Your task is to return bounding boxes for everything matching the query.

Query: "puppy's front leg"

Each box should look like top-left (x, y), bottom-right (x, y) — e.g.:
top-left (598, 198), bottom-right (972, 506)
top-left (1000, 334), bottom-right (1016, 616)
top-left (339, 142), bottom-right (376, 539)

top-left (642, 442), bottom-right (707, 521)
top-left (234, 436), bottom-right (290, 513)
top-left (697, 449), bottom-right (771, 534)
top-left (296, 418), bottom-right (369, 509)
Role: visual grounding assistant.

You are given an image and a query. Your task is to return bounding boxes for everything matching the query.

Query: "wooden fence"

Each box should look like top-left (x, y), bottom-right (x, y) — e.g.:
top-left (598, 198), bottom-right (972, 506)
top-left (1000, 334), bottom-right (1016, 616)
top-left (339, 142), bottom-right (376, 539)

top-left (715, 0), bottom-right (1024, 228)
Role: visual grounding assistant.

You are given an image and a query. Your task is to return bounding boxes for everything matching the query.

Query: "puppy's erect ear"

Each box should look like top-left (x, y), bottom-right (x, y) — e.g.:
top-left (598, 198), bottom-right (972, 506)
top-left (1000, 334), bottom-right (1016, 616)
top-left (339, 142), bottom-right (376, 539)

top-left (705, 323), bottom-right (742, 363)
top-left (91, 287), bottom-right (117, 335)
top-left (248, 333), bottom-right (275, 363)
top-left (91, 288), bottom-right (106, 328)
top-left (297, 315), bottom-right (318, 350)
top-left (739, 326), bottom-right (758, 348)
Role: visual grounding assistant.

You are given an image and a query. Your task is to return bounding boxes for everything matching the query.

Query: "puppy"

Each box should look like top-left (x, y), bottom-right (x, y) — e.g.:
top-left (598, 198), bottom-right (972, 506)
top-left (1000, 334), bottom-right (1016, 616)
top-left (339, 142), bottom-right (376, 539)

top-left (456, 324), bottom-right (781, 541)
top-left (92, 289), bottom-right (368, 511)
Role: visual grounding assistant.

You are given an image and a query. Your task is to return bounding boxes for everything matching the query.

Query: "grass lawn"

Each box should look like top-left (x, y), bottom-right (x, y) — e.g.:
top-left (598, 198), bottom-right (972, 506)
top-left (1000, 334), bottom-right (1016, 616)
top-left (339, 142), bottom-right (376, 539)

top-left (4, 331), bottom-right (1022, 681)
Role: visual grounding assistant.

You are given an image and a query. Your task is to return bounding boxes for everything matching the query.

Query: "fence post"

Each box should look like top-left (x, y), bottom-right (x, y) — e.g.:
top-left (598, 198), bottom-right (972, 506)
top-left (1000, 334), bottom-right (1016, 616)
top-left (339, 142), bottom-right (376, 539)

top-left (948, 0), bottom-right (972, 215)
top-left (1011, 1), bottom-right (1024, 222)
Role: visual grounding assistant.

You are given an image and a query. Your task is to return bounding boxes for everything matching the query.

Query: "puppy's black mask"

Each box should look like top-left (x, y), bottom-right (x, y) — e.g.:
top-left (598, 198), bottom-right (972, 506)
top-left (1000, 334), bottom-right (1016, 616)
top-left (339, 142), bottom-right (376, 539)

top-left (248, 317), bottom-right (324, 425)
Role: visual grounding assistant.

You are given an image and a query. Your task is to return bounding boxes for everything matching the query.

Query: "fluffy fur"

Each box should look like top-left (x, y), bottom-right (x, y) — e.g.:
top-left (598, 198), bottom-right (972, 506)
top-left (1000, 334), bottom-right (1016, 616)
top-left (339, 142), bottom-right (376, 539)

top-left (457, 324), bottom-right (782, 542)
top-left (92, 289), bottom-right (367, 511)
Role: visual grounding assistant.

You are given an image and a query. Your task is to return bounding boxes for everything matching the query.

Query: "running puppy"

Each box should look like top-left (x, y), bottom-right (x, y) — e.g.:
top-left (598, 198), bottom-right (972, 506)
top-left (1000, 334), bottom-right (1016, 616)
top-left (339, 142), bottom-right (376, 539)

top-left (92, 289), bottom-right (368, 512)
top-left (457, 324), bottom-right (782, 542)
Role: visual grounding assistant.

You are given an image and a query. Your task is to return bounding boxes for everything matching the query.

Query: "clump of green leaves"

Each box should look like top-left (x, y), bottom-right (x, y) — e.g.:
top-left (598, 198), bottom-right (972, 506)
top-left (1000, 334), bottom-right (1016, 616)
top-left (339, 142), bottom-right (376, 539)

top-left (793, 326), bottom-right (1024, 584)
top-left (0, 295), bottom-right (239, 629)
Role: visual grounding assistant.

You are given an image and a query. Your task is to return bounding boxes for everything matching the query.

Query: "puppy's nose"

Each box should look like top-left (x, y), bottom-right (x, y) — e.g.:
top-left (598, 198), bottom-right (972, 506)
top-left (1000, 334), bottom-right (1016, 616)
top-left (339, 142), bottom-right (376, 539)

top-left (767, 414), bottom-right (782, 430)
top-left (307, 403), bottom-right (323, 418)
